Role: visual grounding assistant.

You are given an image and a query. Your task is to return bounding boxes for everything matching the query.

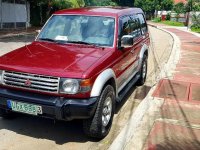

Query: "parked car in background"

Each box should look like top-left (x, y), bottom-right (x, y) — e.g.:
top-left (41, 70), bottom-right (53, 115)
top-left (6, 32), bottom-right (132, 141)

top-left (0, 7), bottom-right (150, 139)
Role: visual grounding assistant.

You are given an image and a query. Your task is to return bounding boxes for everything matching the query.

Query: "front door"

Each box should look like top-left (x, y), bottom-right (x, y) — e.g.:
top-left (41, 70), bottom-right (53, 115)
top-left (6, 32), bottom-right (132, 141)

top-left (115, 15), bottom-right (142, 92)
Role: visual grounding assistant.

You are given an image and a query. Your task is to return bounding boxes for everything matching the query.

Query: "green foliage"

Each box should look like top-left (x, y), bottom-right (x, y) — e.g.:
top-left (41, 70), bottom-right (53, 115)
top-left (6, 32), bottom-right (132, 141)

top-left (160, 0), bottom-right (174, 10)
top-left (173, 2), bottom-right (186, 21)
top-left (134, 0), bottom-right (155, 13)
top-left (166, 13), bottom-right (171, 20)
top-left (173, 2), bottom-right (186, 14)
top-left (185, 0), bottom-right (200, 12)
top-left (85, 0), bottom-right (118, 6)
top-left (152, 17), bottom-right (161, 22)
top-left (191, 27), bottom-right (200, 33)
top-left (51, 0), bottom-right (85, 9)
top-left (134, 0), bottom-right (174, 13)
top-left (191, 13), bottom-right (200, 33)
top-left (191, 14), bottom-right (200, 28)
top-left (51, 0), bottom-right (72, 9)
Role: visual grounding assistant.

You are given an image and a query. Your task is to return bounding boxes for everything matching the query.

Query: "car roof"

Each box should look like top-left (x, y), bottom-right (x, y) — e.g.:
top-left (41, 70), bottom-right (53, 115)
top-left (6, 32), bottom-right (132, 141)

top-left (53, 7), bottom-right (144, 17)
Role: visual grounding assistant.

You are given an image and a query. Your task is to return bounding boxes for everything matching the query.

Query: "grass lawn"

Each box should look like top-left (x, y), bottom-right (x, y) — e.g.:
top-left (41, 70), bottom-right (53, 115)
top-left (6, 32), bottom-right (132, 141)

top-left (191, 27), bottom-right (200, 33)
top-left (161, 21), bottom-right (185, 26)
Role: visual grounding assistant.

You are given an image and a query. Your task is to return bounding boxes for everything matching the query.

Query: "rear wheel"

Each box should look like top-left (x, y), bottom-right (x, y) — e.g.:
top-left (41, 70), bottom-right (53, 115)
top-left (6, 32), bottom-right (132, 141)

top-left (83, 85), bottom-right (115, 139)
top-left (137, 55), bottom-right (147, 86)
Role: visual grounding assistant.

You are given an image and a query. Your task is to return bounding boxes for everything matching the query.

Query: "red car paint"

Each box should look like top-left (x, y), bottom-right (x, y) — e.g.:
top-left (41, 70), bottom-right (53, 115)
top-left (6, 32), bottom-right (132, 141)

top-left (0, 7), bottom-right (150, 99)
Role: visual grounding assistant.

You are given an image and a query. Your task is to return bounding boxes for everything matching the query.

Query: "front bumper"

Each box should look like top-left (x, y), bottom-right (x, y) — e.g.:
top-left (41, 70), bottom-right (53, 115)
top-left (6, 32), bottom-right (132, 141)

top-left (0, 87), bottom-right (98, 121)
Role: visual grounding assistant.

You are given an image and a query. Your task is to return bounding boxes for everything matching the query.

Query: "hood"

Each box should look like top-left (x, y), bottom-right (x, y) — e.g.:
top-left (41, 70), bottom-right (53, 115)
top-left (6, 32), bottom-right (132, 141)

top-left (0, 41), bottom-right (109, 78)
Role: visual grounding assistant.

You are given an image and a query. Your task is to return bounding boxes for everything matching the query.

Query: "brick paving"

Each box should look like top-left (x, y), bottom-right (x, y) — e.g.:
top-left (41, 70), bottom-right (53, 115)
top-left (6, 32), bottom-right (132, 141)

top-left (144, 28), bottom-right (200, 150)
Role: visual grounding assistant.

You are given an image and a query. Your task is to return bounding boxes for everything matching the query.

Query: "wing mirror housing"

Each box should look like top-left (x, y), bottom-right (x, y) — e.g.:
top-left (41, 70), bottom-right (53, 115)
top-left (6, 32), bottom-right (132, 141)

top-left (36, 30), bottom-right (41, 34)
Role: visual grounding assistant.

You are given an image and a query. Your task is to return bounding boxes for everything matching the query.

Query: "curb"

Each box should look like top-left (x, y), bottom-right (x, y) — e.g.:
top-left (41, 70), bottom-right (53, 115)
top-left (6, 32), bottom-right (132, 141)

top-left (109, 25), bottom-right (181, 150)
top-left (0, 32), bottom-right (36, 39)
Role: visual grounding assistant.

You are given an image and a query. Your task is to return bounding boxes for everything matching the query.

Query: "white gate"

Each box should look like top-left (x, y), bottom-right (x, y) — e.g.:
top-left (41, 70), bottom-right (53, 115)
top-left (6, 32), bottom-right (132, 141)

top-left (0, 0), bottom-right (30, 29)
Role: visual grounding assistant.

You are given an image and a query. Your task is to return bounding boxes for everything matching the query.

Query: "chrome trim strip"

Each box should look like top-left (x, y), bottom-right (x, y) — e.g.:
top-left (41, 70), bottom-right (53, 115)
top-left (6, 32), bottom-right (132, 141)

top-left (4, 72), bottom-right (58, 82)
top-left (4, 76), bottom-right (58, 86)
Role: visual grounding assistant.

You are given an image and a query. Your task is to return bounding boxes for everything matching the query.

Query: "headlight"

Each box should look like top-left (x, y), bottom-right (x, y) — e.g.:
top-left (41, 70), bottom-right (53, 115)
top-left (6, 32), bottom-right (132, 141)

top-left (0, 70), bottom-right (3, 84)
top-left (59, 78), bottom-right (92, 94)
top-left (59, 79), bottom-right (80, 94)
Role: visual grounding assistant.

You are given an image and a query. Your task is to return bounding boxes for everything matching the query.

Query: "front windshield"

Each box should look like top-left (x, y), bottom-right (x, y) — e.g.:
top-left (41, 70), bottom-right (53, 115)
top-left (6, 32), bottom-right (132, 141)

top-left (38, 15), bottom-right (115, 47)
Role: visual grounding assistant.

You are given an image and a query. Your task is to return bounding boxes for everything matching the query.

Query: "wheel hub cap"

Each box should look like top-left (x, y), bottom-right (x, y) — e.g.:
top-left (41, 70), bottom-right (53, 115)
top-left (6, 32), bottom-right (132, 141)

top-left (102, 97), bottom-right (112, 127)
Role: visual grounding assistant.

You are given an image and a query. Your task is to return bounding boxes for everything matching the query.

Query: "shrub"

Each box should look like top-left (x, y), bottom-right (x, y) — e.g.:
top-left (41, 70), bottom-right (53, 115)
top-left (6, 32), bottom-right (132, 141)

top-left (166, 13), bottom-right (171, 21)
top-left (191, 14), bottom-right (200, 28)
top-left (152, 17), bottom-right (161, 22)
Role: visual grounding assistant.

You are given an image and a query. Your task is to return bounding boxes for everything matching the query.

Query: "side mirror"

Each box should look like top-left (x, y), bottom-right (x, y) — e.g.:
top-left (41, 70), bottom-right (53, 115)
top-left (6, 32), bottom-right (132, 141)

top-left (121, 35), bottom-right (134, 48)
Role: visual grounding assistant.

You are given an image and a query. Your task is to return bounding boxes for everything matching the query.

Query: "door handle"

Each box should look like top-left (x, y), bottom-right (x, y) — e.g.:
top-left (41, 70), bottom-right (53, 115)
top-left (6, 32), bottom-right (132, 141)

top-left (131, 49), bottom-right (135, 53)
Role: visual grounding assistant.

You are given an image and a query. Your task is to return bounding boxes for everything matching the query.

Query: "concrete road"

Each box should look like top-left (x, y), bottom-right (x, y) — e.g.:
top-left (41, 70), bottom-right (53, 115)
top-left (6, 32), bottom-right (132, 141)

top-left (0, 26), bottom-right (173, 150)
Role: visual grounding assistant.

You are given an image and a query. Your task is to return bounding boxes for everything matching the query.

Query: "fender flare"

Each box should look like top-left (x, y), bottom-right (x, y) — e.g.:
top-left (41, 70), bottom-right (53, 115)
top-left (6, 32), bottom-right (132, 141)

top-left (137, 44), bottom-right (148, 71)
top-left (90, 69), bottom-right (117, 97)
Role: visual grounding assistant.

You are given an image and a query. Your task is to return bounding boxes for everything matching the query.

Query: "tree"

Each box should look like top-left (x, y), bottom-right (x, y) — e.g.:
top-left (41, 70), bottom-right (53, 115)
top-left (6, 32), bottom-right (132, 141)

top-left (185, 0), bottom-right (200, 12)
top-left (173, 2), bottom-right (186, 21)
top-left (160, 0), bottom-right (173, 10)
top-left (134, 0), bottom-right (156, 19)
top-left (28, 0), bottom-right (85, 26)
top-left (85, 0), bottom-right (135, 6)
top-left (85, 0), bottom-right (118, 6)
top-left (173, 2), bottom-right (186, 14)
top-left (114, 0), bottom-right (135, 6)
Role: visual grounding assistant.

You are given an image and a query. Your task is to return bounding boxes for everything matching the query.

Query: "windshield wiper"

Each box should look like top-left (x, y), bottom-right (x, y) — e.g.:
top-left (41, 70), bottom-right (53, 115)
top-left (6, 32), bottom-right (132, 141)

top-left (66, 41), bottom-right (98, 47)
top-left (38, 38), bottom-right (56, 42)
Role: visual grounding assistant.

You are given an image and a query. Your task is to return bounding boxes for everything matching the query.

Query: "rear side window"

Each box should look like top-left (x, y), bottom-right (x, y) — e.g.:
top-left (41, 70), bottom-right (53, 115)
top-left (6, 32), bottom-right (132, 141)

top-left (137, 13), bottom-right (148, 34)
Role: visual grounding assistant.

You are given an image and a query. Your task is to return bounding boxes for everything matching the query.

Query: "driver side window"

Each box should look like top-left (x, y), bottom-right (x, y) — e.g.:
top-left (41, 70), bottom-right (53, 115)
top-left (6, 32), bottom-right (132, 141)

top-left (119, 16), bottom-right (132, 37)
top-left (119, 15), bottom-right (142, 39)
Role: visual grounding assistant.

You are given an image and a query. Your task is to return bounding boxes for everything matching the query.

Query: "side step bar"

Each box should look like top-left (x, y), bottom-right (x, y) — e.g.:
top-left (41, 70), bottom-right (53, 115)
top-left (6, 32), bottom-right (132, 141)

top-left (116, 74), bottom-right (140, 102)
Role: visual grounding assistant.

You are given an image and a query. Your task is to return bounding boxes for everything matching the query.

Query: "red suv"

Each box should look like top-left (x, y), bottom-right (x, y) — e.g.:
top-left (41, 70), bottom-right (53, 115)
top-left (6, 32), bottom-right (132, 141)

top-left (0, 7), bottom-right (149, 139)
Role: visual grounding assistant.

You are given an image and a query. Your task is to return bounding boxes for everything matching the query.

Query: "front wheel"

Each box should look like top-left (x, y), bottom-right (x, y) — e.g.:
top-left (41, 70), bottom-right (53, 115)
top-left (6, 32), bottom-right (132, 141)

top-left (83, 85), bottom-right (115, 139)
top-left (136, 55), bottom-right (147, 86)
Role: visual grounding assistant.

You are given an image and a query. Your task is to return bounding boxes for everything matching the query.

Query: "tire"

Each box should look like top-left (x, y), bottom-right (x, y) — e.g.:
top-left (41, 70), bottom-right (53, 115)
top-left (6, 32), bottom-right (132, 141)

top-left (136, 55), bottom-right (147, 86)
top-left (83, 85), bottom-right (115, 139)
top-left (0, 108), bottom-right (15, 119)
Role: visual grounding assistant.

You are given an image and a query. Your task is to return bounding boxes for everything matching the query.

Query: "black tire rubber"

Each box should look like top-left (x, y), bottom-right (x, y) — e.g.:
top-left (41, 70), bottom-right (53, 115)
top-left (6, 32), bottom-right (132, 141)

top-left (0, 108), bottom-right (15, 119)
top-left (83, 85), bottom-right (115, 139)
top-left (136, 55), bottom-right (147, 86)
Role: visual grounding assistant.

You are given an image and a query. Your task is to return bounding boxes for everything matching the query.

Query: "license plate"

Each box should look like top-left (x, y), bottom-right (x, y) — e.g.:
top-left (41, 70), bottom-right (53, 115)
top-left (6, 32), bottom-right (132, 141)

top-left (7, 100), bottom-right (42, 115)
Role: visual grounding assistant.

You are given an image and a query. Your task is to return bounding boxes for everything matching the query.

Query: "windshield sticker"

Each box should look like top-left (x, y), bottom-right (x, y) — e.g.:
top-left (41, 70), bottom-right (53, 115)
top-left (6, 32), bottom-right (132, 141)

top-left (55, 36), bottom-right (68, 41)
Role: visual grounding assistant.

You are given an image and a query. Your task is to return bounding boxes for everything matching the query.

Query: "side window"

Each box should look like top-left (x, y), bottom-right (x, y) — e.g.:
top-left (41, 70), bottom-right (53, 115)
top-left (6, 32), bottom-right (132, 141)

top-left (137, 13), bottom-right (148, 34)
top-left (120, 16), bottom-right (131, 37)
top-left (129, 15), bottom-right (142, 38)
top-left (119, 15), bottom-right (141, 39)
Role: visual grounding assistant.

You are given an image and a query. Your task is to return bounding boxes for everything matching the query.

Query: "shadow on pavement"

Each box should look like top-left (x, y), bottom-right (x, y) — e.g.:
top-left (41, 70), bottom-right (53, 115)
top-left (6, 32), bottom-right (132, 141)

top-left (115, 85), bottom-right (151, 114)
top-left (0, 115), bottom-right (98, 145)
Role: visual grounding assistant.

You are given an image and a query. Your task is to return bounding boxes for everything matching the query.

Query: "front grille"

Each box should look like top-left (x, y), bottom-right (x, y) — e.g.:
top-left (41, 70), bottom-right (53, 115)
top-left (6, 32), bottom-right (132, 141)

top-left (3, 71), bottom-right (60, 93)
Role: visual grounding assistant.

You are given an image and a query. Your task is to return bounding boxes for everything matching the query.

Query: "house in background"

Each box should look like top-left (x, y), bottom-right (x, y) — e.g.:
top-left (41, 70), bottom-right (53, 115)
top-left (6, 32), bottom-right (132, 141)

top-left (174, 0), bottom-right (187, 4)
top-left (0, 0), bottom-right (30, 29)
